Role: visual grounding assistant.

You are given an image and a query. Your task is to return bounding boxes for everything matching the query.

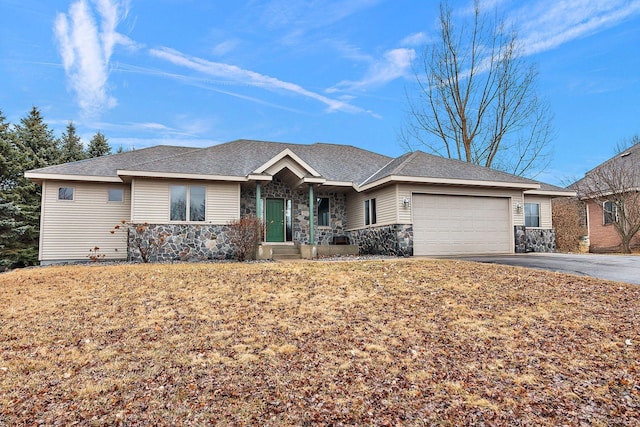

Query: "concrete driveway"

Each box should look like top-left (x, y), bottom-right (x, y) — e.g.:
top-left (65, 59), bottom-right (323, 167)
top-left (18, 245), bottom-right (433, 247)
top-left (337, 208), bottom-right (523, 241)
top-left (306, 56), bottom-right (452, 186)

top-left (447, 253), bottom-right (640, 285)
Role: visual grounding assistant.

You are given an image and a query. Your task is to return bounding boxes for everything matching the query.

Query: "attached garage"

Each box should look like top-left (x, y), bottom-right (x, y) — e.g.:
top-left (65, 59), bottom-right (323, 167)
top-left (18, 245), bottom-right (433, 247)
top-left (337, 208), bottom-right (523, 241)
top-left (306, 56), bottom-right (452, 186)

top-left (412, 194), bottom-right (512, 256)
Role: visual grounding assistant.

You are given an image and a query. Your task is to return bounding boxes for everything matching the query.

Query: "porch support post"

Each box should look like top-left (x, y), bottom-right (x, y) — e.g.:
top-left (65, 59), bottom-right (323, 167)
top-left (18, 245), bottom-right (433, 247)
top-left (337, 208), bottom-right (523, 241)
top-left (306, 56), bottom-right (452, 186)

top-left (308, 184), bottom-right (315, 244)
top-left (256, 182), bottom-right (262, 221)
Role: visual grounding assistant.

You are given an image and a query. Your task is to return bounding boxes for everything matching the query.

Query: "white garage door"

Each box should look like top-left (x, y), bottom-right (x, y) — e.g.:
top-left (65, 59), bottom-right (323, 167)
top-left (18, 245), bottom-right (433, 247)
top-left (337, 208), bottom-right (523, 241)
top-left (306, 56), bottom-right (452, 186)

top-left (413, 194), bottom-right (512, 255)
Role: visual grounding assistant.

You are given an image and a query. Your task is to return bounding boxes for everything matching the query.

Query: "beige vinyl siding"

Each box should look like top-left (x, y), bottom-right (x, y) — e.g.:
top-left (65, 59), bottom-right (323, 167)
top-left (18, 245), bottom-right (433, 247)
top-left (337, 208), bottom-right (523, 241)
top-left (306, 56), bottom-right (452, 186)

top-left (523, 195), bottom-right (552, 228)
top-left (396, 184), bottom-right (525, 226)
top-left (39, 181), bottom-right (130, 262)
top-left (131, 178), bottom-right (169, 222)
top-left (346, 185), bottom-right (398, 230)
top-left (131, 178), bottom-right (240, 224)
top-left (208, 182), bottom-right (240, 223)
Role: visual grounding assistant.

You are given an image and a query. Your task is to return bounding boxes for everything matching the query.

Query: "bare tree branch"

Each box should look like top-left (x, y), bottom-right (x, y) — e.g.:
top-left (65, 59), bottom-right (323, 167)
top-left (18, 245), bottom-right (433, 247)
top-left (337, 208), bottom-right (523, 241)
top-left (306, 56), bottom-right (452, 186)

top-left (401, 0), bottom-right (553, 177)
top-left (574, 141), bottom-right (640, 253)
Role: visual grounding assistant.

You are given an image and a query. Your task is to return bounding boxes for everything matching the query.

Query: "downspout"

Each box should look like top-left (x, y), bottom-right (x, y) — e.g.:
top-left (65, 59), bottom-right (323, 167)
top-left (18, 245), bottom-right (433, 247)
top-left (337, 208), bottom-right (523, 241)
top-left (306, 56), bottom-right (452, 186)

top-left (308, 184), bottom-right (315, 244)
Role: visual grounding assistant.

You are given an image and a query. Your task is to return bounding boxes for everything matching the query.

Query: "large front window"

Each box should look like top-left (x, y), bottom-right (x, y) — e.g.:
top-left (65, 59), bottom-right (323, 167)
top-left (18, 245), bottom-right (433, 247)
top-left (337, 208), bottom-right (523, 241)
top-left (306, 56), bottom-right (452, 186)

top-left (170, 185), bottom-right (206, 222)
top-left (524, 203), bottom-right (540, 227)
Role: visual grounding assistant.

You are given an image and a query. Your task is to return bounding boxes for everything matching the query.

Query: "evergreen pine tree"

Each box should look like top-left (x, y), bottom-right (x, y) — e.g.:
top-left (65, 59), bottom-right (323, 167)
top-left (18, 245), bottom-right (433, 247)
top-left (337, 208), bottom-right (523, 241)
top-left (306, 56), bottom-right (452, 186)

top-left (59, 121), bottom-right (86, 162)
top-left (86, 131), bottom-right (111, 157)
top-left (8, 106), bottom-right (62, 267)
top-left (0, 109), bottom-right (20, 192)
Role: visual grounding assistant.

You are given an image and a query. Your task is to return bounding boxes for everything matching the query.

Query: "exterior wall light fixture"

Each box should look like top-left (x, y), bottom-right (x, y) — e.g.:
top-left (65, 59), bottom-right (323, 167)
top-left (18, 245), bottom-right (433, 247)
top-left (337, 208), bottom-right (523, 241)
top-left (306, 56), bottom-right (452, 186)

top-left (402, 197), bottom-right (411, 208)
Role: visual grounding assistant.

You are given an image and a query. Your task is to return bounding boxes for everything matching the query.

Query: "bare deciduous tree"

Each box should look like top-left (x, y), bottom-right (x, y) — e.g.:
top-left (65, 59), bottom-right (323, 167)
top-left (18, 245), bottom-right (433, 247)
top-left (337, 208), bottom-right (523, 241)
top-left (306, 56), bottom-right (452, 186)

top-left (402, 0), bottom-right (553, 177)
top-left (574, 139), bottom-right (640, 253)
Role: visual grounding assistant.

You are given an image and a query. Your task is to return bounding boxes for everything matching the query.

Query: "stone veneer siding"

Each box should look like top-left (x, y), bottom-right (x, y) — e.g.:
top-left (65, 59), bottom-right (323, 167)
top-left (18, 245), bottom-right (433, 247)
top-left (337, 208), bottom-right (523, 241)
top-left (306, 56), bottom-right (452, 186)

top-left (514, 226), bottom-right (556, 253)
top-left (128, 224), bottom-right (235, 262)
top-left (348, 224), bottom-right (413, 257)
top-left (240, 176), bottom-right (348, 245)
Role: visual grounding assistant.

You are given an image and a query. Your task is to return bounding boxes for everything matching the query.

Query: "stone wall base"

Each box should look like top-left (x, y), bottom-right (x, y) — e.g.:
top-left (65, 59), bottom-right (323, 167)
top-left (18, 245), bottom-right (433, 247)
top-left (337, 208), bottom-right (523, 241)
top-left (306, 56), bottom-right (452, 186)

top-left (514, 226), bottom-right (556, 253)
top-left (128, 224), bottom-right (234, 262)
top-left (348, 225), bottom-right (413, 257)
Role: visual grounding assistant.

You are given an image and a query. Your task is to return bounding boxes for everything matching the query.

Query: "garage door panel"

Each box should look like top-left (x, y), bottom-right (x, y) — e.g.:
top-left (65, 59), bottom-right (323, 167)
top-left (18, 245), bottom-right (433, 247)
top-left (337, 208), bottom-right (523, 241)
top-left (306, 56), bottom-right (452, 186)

top-left (413, 194), bottom-right (511, 255)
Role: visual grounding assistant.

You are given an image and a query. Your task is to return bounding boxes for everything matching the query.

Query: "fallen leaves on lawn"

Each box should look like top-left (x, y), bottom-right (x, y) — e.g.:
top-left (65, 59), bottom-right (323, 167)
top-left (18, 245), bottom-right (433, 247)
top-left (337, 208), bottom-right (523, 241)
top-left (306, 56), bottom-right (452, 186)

top-left (0, 259), bottom-right (638, 426)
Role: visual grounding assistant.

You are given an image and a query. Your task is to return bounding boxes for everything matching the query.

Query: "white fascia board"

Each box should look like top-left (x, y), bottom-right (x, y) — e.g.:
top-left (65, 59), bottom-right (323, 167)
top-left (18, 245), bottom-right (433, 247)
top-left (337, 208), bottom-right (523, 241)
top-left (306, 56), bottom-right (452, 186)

top-left (357, 175), bottom-right (541, 192)
top-left (252, 148), bottom-right (322, 177)
top-left (24, 172), bottom-right (123, 183)
top-left (524, 189), bottom-right (576, 197)
top-left (247, 174), bottom-right (273, 181)
top-left (303, 177), bottom-right (327, 184)
top-left (117, 169), bottom-right (247, 182)
top-left (320, 180), bottom-right (354, 187)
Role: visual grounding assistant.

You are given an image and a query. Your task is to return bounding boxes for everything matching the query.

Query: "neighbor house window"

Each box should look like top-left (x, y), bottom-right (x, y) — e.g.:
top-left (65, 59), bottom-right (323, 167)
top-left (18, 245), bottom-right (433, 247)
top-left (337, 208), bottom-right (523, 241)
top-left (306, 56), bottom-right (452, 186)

top-left (524, 203), bottom-right (540, 227)
top-left (58, 187), bottom-right (74, 201)
top-left (603, 200), bottom-right (618, 225)
top-left (170, 185), bottom-right (206, 222)
top-left (365, 198), bottom-right (377, 226)
top-left (108, 188), bottom-right (123, 202)
top-left (318, 197), bottom-right (330, 227)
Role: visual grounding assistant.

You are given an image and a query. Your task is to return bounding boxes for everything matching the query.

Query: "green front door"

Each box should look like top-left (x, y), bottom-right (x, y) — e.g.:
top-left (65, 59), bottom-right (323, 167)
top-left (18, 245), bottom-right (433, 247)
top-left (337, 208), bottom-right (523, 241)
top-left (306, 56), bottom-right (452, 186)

top-left (265, 198), bottom-right (285, 242)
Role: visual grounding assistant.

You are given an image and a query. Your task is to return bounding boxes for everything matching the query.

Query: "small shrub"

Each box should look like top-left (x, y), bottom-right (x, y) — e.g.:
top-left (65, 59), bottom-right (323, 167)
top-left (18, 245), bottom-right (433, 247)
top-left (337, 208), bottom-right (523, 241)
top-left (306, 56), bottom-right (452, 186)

top-left (552, 198), bottom-right (588, 252)
top-left (226, 216), bottom-right (263, 261)
top-left (87, 246), bottom-right (105, 262)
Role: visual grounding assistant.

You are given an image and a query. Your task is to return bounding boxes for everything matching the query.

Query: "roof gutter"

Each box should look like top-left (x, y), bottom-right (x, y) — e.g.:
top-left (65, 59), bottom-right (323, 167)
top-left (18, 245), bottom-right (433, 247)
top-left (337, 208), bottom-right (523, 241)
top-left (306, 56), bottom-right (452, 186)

top-left (356, 175), bottom-right (541, 192)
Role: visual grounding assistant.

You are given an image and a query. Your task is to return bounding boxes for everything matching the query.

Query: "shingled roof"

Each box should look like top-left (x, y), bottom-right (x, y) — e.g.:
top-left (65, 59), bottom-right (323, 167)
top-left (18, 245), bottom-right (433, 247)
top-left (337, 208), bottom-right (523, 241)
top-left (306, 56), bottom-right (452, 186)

top-left (26, 145), bottom-right (198, 179)
top-left (571, 141), bottom-right (640, 193)
top-left (361, 150), bottom-right (542, 187)
top-left (26, 139), bottom-right (570, 192)
top-left (120, 140), bottom-right (393, 185)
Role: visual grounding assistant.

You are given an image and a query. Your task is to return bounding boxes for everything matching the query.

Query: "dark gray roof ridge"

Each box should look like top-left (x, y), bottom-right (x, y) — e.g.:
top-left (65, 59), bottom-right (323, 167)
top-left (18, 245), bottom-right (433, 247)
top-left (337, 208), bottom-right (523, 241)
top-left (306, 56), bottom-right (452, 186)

top-left (359, 151), bottom-right (417, 186)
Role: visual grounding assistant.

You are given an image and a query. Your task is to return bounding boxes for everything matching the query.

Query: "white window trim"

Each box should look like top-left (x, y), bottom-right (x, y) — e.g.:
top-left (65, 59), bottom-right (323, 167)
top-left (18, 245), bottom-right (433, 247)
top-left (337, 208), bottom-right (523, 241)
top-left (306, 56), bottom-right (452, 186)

top-left (57, 186), bottom-right (75, 201)
top-left (603, 200), bottom-right (618, 225)
top-left (364, 197), bottom-right (377, 226)
top-left (524, 202), bottom-right (540, 228)
top-left (169, 184), bottom-right (207, 223)
top-left (107, 188), bottom-right (124, 203)
top-left (317, 197), bottom-right (330, 228)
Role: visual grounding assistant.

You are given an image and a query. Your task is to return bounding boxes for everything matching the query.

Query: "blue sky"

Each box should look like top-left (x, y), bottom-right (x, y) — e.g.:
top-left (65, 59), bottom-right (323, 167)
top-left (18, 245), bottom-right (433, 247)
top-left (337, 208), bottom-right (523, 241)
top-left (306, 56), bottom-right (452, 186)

top-left (1, 0), bottom-right (639, 185)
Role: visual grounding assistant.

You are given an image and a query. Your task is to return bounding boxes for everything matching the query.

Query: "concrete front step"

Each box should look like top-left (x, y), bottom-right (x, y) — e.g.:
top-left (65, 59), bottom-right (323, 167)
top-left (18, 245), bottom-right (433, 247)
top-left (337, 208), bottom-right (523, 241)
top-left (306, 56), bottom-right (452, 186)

top-left (270, 245), bottom-right (302, 260)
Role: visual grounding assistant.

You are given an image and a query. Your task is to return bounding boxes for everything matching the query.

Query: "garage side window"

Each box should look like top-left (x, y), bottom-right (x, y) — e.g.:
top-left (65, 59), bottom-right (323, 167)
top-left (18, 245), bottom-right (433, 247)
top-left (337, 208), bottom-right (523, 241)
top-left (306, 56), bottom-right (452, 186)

top-left (603, 200), bottom-right (618, 225)
top-left (108, 188), bottom-right (124, 202)
top-left (364, 198), bottom-right (377, 226)
top-left (58, 187), bottom-right (74, 201)
top-left (524, 203), bottom-right (540, 227)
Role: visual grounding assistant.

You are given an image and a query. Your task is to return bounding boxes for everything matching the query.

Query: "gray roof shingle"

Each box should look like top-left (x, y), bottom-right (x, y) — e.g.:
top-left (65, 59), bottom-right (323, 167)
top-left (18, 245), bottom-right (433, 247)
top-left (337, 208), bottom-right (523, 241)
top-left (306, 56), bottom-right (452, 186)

top-left (362, 150), bottom-right (539, 186)
top-left (27, 145), bottom-right (198, 178)
top-left (571, 141), bottom-right (640, 190)
top-left (120, 140), bottom-right (393, 185)
top-left (26, 139), bottom-right (562, 191)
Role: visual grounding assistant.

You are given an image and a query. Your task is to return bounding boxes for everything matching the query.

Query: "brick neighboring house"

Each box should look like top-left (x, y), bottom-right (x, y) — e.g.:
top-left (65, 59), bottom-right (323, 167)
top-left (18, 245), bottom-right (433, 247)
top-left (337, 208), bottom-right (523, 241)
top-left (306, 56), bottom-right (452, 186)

top-left (572, 142), bottom-right (640, 253)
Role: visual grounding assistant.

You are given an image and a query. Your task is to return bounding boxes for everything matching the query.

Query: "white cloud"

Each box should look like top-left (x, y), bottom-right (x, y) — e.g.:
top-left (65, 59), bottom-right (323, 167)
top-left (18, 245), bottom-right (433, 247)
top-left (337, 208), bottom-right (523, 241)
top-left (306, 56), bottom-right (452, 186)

top-left (400, 32), bottom-right (429, 47)
top-left (329, 48), bottom-right (416, 92)
top-left (54, 0), bottom-right (136, 117)
top-left (511, 0), bottom-right (640, 56)
top-left (211, 39), bottom-right (241, 57)
top-left (149, 47), bottom-right (367, 114)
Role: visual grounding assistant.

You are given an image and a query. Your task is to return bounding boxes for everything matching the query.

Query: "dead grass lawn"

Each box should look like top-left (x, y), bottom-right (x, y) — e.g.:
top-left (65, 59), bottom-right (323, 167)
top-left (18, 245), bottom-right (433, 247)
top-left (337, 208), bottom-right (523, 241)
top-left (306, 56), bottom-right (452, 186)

top-left (0, 259), bottom-right (638, 425)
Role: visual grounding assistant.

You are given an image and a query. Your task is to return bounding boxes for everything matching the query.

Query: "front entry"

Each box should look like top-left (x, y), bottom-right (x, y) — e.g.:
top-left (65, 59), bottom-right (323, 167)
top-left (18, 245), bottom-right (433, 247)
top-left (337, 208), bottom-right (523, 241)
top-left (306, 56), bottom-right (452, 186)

top-left (265, 198), bottom-right (285, 242)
